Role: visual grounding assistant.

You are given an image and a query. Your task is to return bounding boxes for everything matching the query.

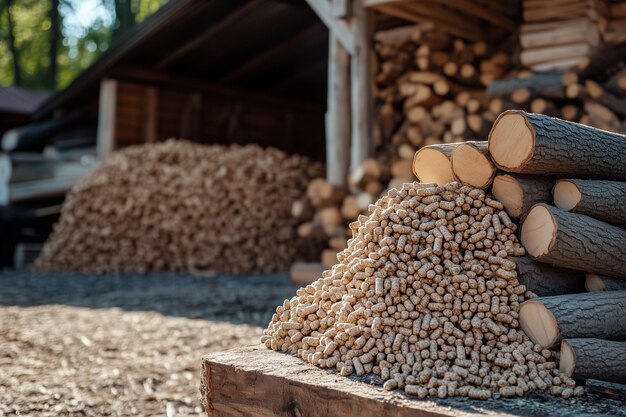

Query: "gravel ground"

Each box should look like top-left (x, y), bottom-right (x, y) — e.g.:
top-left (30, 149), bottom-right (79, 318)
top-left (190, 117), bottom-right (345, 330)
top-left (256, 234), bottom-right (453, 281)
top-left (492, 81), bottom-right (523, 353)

top-left (2, 272), bottom-right (625, 417)
top-left (0, 271), bottom-right (300, 417)
top-left (0, 271), bottom-right (299, 327)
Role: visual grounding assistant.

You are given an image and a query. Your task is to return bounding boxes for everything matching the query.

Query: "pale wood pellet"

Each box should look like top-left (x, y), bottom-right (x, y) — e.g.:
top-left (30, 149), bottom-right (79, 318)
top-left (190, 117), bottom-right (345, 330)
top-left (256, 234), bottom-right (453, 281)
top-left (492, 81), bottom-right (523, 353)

top-left (263, 182), bottom-right (580, 400)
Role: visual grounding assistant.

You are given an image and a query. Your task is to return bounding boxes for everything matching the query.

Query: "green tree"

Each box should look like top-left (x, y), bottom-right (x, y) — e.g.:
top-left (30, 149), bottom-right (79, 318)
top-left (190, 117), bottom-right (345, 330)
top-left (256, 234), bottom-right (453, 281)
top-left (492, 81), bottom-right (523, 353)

top-left (0, 0), bottom-right (168, 91)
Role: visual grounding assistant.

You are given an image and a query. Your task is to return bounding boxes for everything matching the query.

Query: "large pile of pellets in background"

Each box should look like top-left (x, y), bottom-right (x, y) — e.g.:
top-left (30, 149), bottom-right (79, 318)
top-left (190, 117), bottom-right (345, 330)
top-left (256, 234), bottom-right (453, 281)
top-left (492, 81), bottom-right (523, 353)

top-left (35, 139), bottom-right (323, 274)
top-left (263, 182), bottom-right (584, 400)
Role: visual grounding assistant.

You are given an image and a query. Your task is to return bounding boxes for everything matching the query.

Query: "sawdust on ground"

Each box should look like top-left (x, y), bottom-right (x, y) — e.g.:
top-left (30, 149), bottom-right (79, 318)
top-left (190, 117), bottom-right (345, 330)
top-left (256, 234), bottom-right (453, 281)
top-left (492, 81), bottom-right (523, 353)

top-left (0, 305), bottom-right (262, 417)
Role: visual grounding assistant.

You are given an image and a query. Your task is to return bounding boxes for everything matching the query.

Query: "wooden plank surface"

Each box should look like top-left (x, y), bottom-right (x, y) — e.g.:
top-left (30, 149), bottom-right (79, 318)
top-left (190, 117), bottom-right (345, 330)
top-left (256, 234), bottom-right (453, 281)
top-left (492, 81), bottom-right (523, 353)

top-left (200, 345), bottom-right (622, 417)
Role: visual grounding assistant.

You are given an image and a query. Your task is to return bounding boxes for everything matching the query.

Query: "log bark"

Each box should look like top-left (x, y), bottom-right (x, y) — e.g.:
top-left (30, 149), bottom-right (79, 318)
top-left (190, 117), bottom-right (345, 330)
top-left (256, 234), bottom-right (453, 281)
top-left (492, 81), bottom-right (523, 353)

top-left (585, 274), bottom-right (626, 292)
top-left (450, 141), bottom-right (496, 189)
top-left (521, 204), bottom-right (626, 279)
top-left (487, 72), bottom-right (566, 100)
top-left (492, 174), bottom-right (555, 218)
top-left (553, 179), bottom-right (626, 228)
top-left (519, 291), bottom-right (626, 348)
top-left (513, 256), bottom-right (585, 297)
top-left (586, 379), bottom-right (626, 401)
top-left (560, 338), bottom-right (626, 383)
top-left (488, 110), bottom-right (626, 180)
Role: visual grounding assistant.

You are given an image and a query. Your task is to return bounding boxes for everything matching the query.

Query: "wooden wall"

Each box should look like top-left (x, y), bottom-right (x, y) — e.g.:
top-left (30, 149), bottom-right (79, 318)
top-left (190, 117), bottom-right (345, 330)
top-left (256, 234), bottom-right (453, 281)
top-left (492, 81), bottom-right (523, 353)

top-left (113, 80), bottom-right (325, 160)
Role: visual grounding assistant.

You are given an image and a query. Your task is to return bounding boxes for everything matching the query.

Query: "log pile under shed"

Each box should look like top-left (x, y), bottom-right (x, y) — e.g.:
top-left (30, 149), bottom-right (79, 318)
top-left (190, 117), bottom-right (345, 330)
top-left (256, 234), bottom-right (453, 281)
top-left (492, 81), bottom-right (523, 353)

top-left (294, 24), bottom-right (626, 275)
top-left (34, 140), bottom-right (323, 274)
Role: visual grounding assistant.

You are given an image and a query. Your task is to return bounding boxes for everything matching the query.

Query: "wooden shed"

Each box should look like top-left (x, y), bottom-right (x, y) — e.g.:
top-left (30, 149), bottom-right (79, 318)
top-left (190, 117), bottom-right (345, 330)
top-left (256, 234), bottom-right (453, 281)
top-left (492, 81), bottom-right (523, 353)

top-left (30, 0), bottom-right (330, 163)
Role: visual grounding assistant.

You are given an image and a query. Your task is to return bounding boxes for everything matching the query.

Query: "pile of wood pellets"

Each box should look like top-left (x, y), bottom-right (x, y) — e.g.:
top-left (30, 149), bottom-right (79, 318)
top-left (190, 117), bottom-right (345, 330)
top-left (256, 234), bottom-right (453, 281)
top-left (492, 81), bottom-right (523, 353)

top-left (35, 139), bottom-right (323, 274)
top-left (263, 181), bottom-right (583, 399)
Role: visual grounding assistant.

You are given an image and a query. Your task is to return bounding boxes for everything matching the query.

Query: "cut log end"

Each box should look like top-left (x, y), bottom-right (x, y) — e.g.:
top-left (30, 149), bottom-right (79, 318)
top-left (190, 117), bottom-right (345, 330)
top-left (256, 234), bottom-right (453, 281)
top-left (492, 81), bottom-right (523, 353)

top-left (492, 175), bottom-right (524, 218)
top-left (553, 180), bottom-right (581, 211)
top-left (519, 299), bottom-right (559, 348)
top-left (520, 204), bottom-right (556, 257)
top-left (488, 111), bottom-right (534, 171)
top-left (412, 148), bottom-right (454, 186)
top-left (585, 274), bottom-right (605, 292)
top-left (451, 142), bottom-right (495, 189)
top-left (559, 340), bottom-right (576, 377)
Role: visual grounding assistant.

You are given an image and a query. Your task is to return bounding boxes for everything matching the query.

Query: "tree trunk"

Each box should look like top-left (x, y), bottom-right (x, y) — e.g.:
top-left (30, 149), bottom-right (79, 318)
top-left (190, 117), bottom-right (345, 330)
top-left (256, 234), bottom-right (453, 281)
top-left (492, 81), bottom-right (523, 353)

top-left (5, 0), bottom-right (21, 86)
top-left (585, 274), bottom-right (626, 292)
top-left (553, 179), bottom-right (626, 229)
top-left (560, 338), bottom-right (626, 383)
top-left (492, 174), bottom-right (555, 218)
top-left (521, 204), bottom-right (626, 279)
top-left (412, 143), bottom-right (460, 186)
top-left (487, 72), bottom-right (566, 100)
top-left (112, 0), bottom-right (136, 42)
top-left (488, 110), bottom-right (626, 180)
top-left (513, 256), bottom-right (585, 296)
top-left (450, 141), bottom-right (496, 189)
top-left (47, 0), bottom-right (60, 89)
top-left (519, 291), bottom-right (626, 348)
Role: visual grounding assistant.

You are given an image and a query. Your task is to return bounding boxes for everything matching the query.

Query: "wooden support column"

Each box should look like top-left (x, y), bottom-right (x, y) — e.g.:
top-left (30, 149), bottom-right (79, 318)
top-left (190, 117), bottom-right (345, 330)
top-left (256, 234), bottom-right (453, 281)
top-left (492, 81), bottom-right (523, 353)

top-left (96, 79), bottom-right (117, 160)
top-left (326, 35), bottom-right (351, 188)
top-left (144, 87), bottom-right (158, 143)
top-left (350, 2), bottom-right (373, 171)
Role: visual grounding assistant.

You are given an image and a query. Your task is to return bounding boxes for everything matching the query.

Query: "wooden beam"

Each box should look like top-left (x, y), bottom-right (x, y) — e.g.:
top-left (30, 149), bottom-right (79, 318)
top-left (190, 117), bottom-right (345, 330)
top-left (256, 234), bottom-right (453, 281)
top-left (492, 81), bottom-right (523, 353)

top-left (201, 344), bottom-right (602, 417)
top-left (222, 22), bottom-right (324, 82)
top-left (433, 0), bottom-right (516, 28)
top-left (331, 0), bottom-right (351, 17)
top-left (97, 79), bottom-right (117, 160)
top-left (365, 0), bottom-right (486, 40)
top-left (156, 0), bottom-right (264, 69)
top-left (326, 35), bottom-right (351, 187)
top-left (397, 2), bottom-right (486, 41)
top-left (108, 65), bottom-right (323, 114)
top-left (144, 87), bottom-right (158, 143)
top-left (305, 0), bottom-right (356, 55)
top-left (350, 1), bottom-right (373, 171)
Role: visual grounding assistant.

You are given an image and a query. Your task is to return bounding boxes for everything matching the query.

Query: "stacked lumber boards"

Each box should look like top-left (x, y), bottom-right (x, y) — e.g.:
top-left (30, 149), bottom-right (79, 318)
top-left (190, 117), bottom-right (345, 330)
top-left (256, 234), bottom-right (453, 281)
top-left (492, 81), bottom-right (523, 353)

top-left (519, 0), bottom-right (626, 71)
top-left (481, 110), bottom-right (626, 385)
top-left (34, 139), bottom-right (324, 274)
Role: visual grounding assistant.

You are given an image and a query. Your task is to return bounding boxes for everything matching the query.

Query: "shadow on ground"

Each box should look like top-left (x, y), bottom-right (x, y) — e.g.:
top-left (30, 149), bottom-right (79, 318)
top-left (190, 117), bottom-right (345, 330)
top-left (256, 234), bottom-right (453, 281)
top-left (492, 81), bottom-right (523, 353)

top-left (0, 271), bottom-right (300, 327)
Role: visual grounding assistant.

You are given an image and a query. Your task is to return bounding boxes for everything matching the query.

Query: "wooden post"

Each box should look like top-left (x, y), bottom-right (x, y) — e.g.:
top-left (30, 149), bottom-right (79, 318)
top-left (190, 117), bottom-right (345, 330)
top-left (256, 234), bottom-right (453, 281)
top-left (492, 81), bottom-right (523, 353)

top-left (96, 79), bottom-right (117, 160)
top-left (350, 2), bottom-right (373, 171)
top-left (326, 35), bottom-right (351, 188)
top-left (144, 86), bottom-right (158, 143)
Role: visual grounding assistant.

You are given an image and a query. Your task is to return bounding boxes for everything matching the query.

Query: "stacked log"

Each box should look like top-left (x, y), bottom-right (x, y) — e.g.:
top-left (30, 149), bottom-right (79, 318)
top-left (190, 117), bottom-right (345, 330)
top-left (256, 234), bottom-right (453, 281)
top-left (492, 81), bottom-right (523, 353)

top-left (34, 139), bottom-right (324, 274)
top-left (519, 0), bottom-right (626, 72)
top-left (471, 110), bottom-right (626, 386)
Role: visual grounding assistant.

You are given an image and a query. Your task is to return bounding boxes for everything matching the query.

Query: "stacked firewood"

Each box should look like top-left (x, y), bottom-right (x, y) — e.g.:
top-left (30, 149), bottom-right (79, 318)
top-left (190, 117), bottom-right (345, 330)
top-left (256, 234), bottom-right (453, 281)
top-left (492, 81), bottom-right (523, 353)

top-left (294, 26), bottom-right (626, 279)
top-left (520, 0), bottom-right (626, 71)
top-left (411, 110), bottom-right (626, 387)
top-left (487, 50), bottom-right (626, 134)
top-left (34, 139), bottom-right (324, 274)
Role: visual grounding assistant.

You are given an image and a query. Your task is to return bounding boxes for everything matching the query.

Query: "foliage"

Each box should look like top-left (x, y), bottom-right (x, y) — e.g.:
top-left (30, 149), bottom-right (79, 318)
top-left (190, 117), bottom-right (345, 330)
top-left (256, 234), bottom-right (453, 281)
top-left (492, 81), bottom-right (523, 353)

top-left (0, 0), bottom-right (168, 91)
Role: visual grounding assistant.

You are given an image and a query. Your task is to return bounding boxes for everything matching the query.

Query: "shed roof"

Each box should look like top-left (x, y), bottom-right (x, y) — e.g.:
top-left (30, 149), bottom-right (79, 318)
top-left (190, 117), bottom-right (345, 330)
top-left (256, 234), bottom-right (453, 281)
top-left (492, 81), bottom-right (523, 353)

top-left (0, 86), bottom-right (51, 116)
top-left (35, 0), bottom-right (328, 119)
